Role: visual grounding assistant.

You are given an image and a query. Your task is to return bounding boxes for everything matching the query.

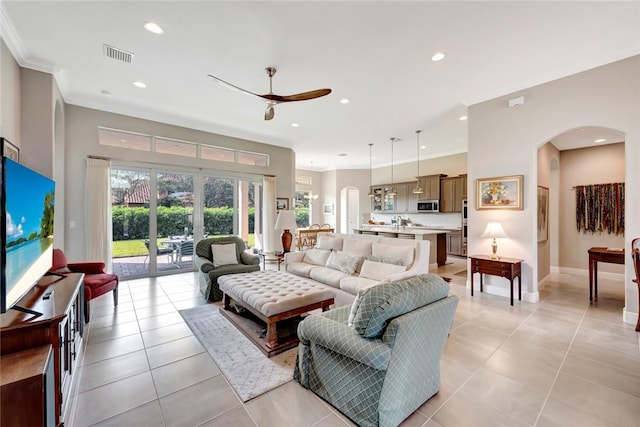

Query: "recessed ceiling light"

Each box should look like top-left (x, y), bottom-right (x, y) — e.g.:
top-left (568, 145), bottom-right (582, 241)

top-left (144, 22), bottom-right (164, 35)
top-left (101, 90), bottom-right (112, 96)
top-left (291, 123), bottom-right (299, 127)
top-left (431, 52), bottom-right (446, 62)
top-left (459, 115), bottom-right (468, 121)
top-left (340, 98), bottom-right (350, 104)
top-left (133, 81), bottom-right (146, 88)
top-left (420, 145), bottom-right (426, 150)
top-left (337, 153), bottom-right (348, 157)
top-left (594, 138), bottom-right (607, 143)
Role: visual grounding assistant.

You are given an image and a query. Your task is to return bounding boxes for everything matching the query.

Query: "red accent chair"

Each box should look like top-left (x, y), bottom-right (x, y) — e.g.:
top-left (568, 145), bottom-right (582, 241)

top-left (50, 248), bottom-right (119, 323)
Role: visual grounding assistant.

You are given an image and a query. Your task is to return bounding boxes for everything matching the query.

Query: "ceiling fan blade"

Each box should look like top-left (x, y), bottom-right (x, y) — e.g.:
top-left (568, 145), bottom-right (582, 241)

top-left (264, 105), bottom-right (275, 121)
top-left (208, 74), bottom-right (259, 98)
top-left (260, 88), bottom-right (332, 103)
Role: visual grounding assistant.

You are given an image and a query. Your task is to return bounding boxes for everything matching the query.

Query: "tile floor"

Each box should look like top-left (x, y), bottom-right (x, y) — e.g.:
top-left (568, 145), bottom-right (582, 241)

top-left (68, 258), bottom-right (640, 427)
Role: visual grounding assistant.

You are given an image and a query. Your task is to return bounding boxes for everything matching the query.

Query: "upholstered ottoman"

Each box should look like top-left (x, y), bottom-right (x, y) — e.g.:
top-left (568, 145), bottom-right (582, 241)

top-left (218, 270), bottom-right (335, 356)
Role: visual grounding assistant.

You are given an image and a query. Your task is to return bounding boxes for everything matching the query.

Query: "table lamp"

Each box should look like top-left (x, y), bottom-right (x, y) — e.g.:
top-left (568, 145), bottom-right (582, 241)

top-left (274, 210), bottom-right (298, 253)
top-left (481, 221), bottom-right (508, 259)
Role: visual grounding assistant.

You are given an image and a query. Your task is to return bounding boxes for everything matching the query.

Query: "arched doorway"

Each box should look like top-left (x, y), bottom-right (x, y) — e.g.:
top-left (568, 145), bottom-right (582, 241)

top-left (340, 186), bottom-right (359, 234)
top-left (537, 126), bottom-right (626, 318)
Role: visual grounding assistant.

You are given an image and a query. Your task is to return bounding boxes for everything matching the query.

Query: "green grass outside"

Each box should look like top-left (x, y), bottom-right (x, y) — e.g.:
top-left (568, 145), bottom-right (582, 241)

top-left (112, 234), bottom-right (256, 258)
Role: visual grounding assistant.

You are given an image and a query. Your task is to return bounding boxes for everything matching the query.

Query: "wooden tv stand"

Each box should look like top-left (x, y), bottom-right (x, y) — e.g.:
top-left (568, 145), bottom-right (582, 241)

top-left (0, 273), bottom-right (84, 426)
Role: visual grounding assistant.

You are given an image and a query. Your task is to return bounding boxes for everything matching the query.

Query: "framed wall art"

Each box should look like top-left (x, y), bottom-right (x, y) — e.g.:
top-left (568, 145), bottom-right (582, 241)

top-left (276, 198), bottom-right (289, 210)
top-left (323, 203), bottom-right (334, 214)
top-left (476, 175), bottom-right (524, 210)
top-left (537, 186), bottom-right (549, 242)
top-left (1, 138), bottom-right (19, 162)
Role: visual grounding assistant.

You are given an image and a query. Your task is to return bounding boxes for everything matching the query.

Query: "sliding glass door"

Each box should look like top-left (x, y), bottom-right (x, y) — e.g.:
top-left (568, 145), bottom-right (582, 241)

top-left (111, 164), bottom-right (263, 279)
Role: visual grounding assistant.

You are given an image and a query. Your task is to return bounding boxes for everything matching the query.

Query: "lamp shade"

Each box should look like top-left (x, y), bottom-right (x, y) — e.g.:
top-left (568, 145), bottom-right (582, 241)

top-left (481, 222), bottom-right (508, 238)
top-left (274, 210), bottom-right (297, 230)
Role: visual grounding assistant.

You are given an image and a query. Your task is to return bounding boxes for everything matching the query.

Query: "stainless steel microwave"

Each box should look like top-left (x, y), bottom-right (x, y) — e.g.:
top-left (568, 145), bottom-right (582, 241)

top-left (417, 200), bottom-right (439, 212)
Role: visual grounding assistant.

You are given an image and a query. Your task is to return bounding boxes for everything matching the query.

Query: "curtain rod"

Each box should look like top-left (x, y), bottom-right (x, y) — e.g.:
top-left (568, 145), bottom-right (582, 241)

top-left (87, 155), bottom-right (111, 161)
top-left (571, 182), bottom-right (625, 189)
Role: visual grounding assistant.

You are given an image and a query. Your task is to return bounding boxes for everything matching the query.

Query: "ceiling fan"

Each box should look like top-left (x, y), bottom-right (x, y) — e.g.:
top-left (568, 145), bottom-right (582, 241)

top-left (208, 67), bottom-right (331, 120)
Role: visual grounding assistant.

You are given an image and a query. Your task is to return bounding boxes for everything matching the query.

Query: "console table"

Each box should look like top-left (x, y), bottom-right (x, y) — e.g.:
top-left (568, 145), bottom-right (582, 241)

top-left (469, 255), bottom-right (523, 306)
top-left (0, 273), bottom-right (84, 426)
top-left (588, 247), bottom-right (625, 301)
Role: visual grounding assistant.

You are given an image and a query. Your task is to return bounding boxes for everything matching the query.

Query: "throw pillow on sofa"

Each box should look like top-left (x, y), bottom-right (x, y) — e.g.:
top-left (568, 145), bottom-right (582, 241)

top-left (366, 254), bottom-right (404, 266)
top-left (303, 248), bottom-right (332, 266)
top-left (342, 239), bottom-right (374, 257)
top-left (211, 243), bottom-right (239, 268)
top-left (326, 251), bottom-right (363, 275)
top-left (351, 274), bottom-right (451, 338)
top-left (316, 236), bottom-right (343, 251)
top-left (371, 242), bottom-right (414, 266)
top-left (359, 259), bottom-right (406, 281)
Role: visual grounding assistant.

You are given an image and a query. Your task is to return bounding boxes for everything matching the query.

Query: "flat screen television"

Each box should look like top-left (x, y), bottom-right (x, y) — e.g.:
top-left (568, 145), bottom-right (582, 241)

top-left (1, 152), bottom-right (56, 313)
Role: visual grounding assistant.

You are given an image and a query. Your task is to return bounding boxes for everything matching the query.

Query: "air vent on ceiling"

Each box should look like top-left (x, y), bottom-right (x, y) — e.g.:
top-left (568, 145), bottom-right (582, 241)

top-left (103, 44), bottom-right (134, 63)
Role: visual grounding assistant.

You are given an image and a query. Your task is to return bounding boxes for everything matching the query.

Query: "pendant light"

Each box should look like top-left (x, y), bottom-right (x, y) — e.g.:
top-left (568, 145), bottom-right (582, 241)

top-left (388, 137), bottom-right (397, 196)
top-left (412, 130), bottom-right (424, 194)
top-left (367, 143), bottom-right (375, 197)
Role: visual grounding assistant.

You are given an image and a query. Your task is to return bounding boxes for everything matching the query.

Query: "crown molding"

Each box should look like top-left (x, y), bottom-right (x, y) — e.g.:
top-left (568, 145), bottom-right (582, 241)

top-left (1, 2), bottom-right (69, 99)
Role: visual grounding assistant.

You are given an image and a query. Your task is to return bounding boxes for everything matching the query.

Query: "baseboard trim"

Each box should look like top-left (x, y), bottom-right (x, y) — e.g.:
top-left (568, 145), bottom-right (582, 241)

top-left (623, 307), bottom-right (639, 326)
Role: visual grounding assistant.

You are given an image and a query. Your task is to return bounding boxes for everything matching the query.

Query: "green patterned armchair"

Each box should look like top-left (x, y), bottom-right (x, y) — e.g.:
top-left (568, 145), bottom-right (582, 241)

top-left (194, 236), bottom-right (260, 301)
top-left (294, 274), bottom-right (458, 427)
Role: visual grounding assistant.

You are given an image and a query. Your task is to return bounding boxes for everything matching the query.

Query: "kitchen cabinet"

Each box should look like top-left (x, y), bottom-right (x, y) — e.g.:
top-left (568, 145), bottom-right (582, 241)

top-left (460, 174), bottom-right (468, 199)
top-left (441, 176), bottom-right (465, 212)
top-left (371, 185), bottom-right (396, 212)
top-left (394, 182), bottom-right (419, 213)
top-left (447, 230), bottom-right (463, 255)
top-left (372, 182), bottom-right (419, 213)
top-left (417, 174), bottom-right (445, 201)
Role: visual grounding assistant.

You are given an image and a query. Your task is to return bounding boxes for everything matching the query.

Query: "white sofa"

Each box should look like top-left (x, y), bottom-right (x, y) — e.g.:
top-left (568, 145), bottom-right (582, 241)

top-left (284, 232), bottom-right (430, 306)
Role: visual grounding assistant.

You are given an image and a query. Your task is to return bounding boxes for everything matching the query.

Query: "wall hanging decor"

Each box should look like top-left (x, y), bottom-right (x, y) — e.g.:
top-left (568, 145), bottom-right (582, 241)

top-left (575, 182), bottom-right (624, 235)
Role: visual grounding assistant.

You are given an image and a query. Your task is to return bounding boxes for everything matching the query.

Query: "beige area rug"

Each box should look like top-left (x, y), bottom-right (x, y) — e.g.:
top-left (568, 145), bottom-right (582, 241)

top-left (179, 304), bottom-right (297, 402)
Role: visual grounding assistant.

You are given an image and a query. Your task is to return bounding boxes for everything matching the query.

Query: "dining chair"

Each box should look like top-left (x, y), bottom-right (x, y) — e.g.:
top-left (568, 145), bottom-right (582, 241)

top-left (144, 239), bottom-right (174, 265)
top-left (176, 240), bottom-right (194, 267)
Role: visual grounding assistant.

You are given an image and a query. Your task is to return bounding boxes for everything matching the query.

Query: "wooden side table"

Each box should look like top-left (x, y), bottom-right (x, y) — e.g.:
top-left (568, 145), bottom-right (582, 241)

top-left (587, 247), bottom-right (624, 301)
top-left (261, 251), bottom-right (285, 271)
top-left (469, 255), bottom-right (523, 306)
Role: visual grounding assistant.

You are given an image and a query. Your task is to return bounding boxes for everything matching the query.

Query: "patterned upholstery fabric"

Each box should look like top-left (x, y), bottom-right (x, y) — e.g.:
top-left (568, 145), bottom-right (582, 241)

top-left (194, 236), bottom-right (260, 301)
top-left (352, 274), bottom-right (450, 338)
top-left (294, 274), bottom-right (458, 427)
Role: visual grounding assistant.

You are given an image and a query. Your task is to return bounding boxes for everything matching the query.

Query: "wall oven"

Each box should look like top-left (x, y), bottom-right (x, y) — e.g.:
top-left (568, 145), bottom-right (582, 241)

top-left (462, 199), bottom-right (468, 254)
top-left (417, 200), bottom-right (439, 212)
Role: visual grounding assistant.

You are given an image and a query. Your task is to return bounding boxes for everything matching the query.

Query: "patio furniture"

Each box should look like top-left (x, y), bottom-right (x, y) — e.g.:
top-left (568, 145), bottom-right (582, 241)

top-left (176, 240), bottom-right (194, 267)
top-left (144, 239), bottom-right (174, 265)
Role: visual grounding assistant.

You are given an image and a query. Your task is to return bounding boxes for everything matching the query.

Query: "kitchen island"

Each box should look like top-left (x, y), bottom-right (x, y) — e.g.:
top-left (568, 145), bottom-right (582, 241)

top-left (352, 226), bottom-right (449, 267)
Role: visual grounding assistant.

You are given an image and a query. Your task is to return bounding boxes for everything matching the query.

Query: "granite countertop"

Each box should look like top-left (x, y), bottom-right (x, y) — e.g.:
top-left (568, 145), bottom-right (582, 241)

top-left (353, 226), bottom-right (451, 235)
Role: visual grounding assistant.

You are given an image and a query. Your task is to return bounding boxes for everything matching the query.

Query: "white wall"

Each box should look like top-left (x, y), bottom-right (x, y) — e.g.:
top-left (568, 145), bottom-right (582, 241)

top-left (469, 56), bottom-right (639, 324)
top-left (63, 105), bottom-right (296, 260)
top-left (0, 38), bottom-right (20, 144)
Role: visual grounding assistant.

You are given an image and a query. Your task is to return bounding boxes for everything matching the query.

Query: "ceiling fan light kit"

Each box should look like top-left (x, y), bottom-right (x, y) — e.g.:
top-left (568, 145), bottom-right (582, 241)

top-left (208, 67), bottom-right (332, 121)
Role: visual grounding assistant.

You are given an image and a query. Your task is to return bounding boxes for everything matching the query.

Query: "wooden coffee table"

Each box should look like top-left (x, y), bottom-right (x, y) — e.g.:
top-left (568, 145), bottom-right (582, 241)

top-left (218, 271), bottom-right (335, 357)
